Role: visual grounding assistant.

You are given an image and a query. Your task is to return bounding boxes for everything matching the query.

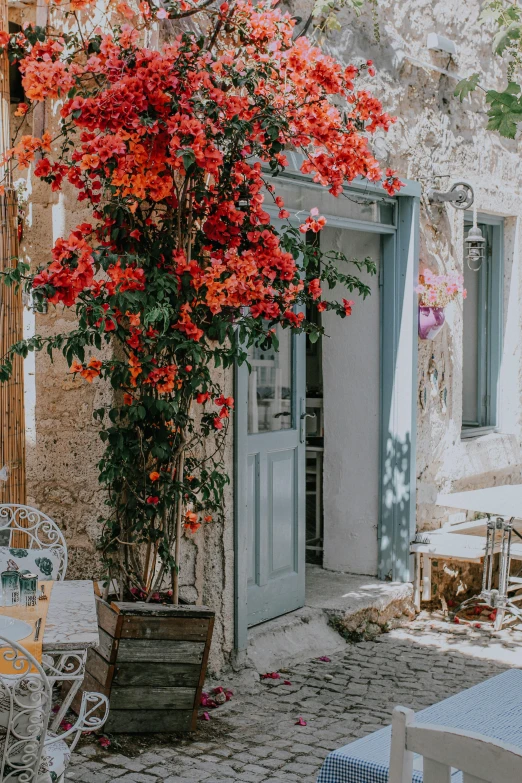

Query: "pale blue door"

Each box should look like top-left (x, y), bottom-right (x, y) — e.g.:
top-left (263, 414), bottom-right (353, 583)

top-left (237, 323), bottom-right (306, 627)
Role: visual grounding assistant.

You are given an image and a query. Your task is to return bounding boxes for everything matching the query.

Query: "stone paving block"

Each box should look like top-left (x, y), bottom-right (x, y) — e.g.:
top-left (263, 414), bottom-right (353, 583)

top-left (145, 766), bottom-right (172, 778)
top-left (108, 774), bottom-right (158, 783)
top-left (123, 760), bottom-right (149, 772)
top-left (68, 616), bottom-right (512, 783)
top-left (69, 772), bottom-right (112, 783)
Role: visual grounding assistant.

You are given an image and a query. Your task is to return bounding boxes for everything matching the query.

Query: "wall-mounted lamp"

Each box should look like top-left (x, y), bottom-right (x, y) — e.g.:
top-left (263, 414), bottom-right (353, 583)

top-left (427, 182), bottom-right (474, 210)
top-left (465, 207), bottom-right (486, 272)
top-left (426, 33), bottom-right (457, 56)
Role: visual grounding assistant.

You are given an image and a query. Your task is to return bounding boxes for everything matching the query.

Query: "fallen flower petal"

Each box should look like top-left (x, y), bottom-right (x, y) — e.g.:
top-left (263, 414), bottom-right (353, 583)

top-left (200, 712), bottom-right (210, 721)
top-left (283, 680), bottom-right (292, 685)
top-left (318, 656), bottom-right (331, 662)
top-left (295, 717), bottom-right (307, 726)
top-left (99, 736), bottom-right (111, 748)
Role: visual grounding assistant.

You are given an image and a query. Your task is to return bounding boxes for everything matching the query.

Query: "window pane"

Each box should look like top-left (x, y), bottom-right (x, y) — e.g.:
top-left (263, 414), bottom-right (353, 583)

top-left (266, 178), bottom-right (395, 226)
top-left (247, 325), bottom-right (293, 433)
top-left (462, 246), bottom-right (480, 424)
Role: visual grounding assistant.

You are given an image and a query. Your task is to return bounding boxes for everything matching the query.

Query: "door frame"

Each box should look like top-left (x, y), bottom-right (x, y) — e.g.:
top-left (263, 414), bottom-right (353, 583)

top-left (234, 169), bottom-right (420, 650)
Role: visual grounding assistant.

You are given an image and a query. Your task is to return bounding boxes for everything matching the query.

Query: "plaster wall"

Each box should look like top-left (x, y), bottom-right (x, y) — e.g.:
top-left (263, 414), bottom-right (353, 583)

top-left (321, 228), bottom-right (381, 576)
top-left (311, 1), bottom-right (522, 544)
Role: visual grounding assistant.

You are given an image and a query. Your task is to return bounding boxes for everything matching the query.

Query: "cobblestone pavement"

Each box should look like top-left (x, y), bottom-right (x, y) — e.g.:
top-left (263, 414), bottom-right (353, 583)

top-left (68, 618), bottom-right (515, 783)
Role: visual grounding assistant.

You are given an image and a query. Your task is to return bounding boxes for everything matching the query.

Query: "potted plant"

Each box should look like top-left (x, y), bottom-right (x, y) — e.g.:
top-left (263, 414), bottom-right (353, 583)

top-left (0, 0), bottom-right (402, 732)
top-left (416, 270), bottom-right (466, 340)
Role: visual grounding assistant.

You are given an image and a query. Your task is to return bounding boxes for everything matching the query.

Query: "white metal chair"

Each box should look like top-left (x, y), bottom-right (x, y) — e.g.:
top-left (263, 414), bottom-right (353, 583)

top-left (0, 504), bottom-right (68, 581)
top-left (0, 634), bottom-right (108, 782)
top-left (389, 705), bottom-right (522, 783)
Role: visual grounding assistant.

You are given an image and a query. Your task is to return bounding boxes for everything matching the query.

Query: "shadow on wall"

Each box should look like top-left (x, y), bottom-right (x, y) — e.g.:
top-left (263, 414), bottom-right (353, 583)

top-left (380, 433), bottom-right (412, 583)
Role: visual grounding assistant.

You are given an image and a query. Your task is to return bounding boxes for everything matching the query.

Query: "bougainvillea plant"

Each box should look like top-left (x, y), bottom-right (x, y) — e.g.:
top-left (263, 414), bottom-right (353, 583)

top-left (0, 0), bottom-right (403, 603)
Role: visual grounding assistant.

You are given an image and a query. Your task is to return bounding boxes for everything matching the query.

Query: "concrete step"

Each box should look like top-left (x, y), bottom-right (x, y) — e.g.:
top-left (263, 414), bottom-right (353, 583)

top-left (247, 565), bottom-right (414, 673)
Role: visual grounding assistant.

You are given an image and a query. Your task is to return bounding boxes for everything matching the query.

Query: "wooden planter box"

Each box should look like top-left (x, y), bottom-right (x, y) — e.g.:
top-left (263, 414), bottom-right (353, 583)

top-left (72, 598), bottom-right (214, 733)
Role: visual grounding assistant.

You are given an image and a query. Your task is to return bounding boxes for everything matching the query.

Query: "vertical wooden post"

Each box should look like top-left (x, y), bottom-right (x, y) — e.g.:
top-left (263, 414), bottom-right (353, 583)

top-left (0, 0), bottom-right (26, 505)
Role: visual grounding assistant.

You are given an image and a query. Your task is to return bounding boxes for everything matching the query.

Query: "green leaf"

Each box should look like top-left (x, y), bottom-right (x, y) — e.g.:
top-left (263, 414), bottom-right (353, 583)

top-left (486, 86), bottom-right (522, 138)
top-left (492, 21), bottom-right (521, 55)
top-left (454, 73), bottom-right (480, 102)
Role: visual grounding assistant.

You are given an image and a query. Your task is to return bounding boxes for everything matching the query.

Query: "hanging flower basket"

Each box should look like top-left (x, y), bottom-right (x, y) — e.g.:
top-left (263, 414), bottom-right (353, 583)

top-left (416, 271), bottom-right (466, 341)
top-left (418, 305), bottom-right (445, 340)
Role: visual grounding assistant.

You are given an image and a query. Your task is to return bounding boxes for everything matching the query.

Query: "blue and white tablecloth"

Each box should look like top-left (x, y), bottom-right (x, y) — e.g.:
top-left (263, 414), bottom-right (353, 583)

top-left (317, 668), bottom-right (522, 783)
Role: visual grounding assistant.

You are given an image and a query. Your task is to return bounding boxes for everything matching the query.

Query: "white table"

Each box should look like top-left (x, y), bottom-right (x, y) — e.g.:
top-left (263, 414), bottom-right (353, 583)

top-left (437, 484), bottom-right (522, 517)
top-left (436, 486), bottom-right (522, 628)
top-left (318, 669), bottom-right (522, 783)
top-left (42, 580), bottom-right (99, 730)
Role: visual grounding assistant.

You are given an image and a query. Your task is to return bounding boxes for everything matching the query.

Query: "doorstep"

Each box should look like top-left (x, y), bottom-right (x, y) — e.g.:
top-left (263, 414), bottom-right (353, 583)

top-left (247, 564), bottom-right (414, 673)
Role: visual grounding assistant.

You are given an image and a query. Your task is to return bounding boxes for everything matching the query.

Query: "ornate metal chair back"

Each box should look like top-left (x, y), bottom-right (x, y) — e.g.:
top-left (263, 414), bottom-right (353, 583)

top-left (0, 634), bottom-right (52, 782)
top-left (0, 505), bottom-right (68, 581)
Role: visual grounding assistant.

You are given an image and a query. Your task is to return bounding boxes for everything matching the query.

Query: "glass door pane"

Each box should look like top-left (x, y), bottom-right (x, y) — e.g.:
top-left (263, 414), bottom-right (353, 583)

top-left (247, 324), bottom-right (293, 433)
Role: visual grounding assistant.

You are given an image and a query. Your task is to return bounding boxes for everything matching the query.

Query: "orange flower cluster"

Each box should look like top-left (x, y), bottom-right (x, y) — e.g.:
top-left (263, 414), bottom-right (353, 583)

top-left (184, 510), bottom-right (201, 533)
top-left (146, 365), bottom-right (179, 394)
top-left (70, 357), bottom-right (102, 383)
top-left (2, 133), bottom-right (51, 170)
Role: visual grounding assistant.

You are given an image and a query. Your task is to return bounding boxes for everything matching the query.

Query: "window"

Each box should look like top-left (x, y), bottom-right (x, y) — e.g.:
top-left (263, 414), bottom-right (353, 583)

top-left (462, 217), bottom-right (503, 437)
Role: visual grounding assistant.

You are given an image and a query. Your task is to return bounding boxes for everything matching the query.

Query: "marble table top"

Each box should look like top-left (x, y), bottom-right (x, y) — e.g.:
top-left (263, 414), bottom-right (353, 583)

top-left (44, 579), bottom-right (99, 651)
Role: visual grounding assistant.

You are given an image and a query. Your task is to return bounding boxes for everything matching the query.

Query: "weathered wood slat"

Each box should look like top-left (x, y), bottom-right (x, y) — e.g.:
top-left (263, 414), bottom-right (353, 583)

top-left (97, 627), bottom-right (118, 664)
top-left (85, 648), bottom-right (114, 688)
top-left (111, 601), bottom-right (214, 618)
top-left (105, 709), bottom-right (193, 734)
top-left (113, 661), bottom-right (201, 688)
top-left (117, 639), bottom-right (205, 664)
top-left (96, 597), bottom-right (121, 637)
top-left (110, 686), bottom-right (196, 710)
top-left (192, 615), bottom-right (215, 731)
top-left (120, 616), bottom-right (209, 641)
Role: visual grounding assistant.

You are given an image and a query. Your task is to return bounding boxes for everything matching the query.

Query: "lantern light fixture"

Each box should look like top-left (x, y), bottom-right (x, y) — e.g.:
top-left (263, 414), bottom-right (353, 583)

top-left (465, 205), bottom-right (486, 272)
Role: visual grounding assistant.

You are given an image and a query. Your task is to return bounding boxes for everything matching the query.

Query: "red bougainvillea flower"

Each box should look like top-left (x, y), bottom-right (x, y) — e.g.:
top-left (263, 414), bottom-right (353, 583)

top-left (308, 278), bottom-right (322, 300)
top-left (300, 209), bottom-right (327, 234)
top-left (146, 496), bottom-right (159, 505)
top-left (343, 299), bottom-right (354, 316)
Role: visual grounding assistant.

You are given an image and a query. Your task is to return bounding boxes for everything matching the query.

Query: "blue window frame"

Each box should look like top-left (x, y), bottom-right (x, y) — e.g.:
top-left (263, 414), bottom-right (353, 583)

top-left (462, 215), bottom-right (503, 436)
